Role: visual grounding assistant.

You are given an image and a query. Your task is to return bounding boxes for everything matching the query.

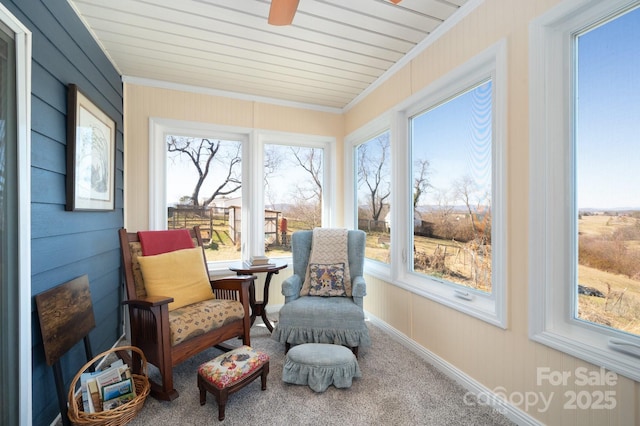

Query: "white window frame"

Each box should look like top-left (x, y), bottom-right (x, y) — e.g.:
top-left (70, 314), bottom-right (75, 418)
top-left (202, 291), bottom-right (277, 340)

top-left (16, 32), bottom-right (31, 426)
top-left (257, 130), bottom-right (337, 234)
top-left (345, 114), bottom-right (393, 280)
top-left (149, 118), bottom-right (335, 270)
top-left (529, 0), bottom-right (640, 382)
top-left (0, 4), bottom-right (32, 425)
top-left (346, 40), bottom-right (507, 328)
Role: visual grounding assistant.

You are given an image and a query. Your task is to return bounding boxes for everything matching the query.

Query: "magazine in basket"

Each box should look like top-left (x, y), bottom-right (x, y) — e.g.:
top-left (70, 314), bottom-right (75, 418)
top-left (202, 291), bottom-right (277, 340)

top-left (79, 358), bottom-right (136, 413)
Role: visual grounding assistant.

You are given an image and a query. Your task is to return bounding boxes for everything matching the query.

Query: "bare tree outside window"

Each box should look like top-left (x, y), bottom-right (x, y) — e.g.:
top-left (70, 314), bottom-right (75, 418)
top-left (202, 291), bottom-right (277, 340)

top-left (357, 131), bottom-right (391, 263)
top-left (263, 144), bottom-right (325, 256)
top-left (358, 133), bottom-right (390, 221)
top-left (165, 135), bottom-right (243, 262)
top-left (411, 81), bottom-right (493, 292)
top-left (167, 136), bottom-right (241, 208)
top-left (413, 158), bottom-right (431, 211)
top-left (264, 144), bottom-right (284, 209)
top-left (288, 146), bottom-right (323, 229)
top-left (164, 136), bottom-right (327, 261)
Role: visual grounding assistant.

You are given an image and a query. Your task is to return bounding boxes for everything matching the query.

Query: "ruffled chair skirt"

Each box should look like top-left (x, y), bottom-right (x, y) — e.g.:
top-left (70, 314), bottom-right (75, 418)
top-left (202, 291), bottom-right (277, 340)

top-left (282, 343), bottom-right (361, 392)
top-left (272, 296), bottom-right (371, 348)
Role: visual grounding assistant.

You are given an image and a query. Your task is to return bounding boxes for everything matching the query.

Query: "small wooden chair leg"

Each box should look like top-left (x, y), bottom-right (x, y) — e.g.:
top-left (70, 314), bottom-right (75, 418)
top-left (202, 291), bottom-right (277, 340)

top-left (261, 363), bottom-right (269, 390)
top-left (198, 376), bottom-right (207, 406)
top-left (218, 390), bottom-right (228, 421)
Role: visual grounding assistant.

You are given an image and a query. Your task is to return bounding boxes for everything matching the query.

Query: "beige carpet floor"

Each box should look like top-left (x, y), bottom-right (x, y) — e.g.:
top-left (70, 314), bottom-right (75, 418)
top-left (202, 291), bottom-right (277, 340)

top-left (123, 321), bottom-right (514, 426)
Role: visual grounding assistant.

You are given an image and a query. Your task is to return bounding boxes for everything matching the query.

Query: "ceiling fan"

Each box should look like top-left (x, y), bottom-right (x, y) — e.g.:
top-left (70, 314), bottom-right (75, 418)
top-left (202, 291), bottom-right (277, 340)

top-left (268, 0), bottom-right (402, 26)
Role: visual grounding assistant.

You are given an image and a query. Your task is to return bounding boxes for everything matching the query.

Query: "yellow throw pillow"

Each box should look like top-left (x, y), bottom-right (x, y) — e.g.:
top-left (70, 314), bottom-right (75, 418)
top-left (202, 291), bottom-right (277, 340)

top-left (137, 247), bottom-right (213, 311)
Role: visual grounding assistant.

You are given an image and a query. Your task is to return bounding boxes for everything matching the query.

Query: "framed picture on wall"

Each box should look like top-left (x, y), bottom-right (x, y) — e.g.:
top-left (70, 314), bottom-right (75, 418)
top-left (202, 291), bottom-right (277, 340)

top-left (66, 84), bottom-right (116, 211)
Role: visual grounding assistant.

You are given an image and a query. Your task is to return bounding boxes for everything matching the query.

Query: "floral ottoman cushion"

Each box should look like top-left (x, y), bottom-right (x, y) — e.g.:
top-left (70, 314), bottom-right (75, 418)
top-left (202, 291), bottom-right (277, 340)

top-left (198, 346), bottom-right (269, 390)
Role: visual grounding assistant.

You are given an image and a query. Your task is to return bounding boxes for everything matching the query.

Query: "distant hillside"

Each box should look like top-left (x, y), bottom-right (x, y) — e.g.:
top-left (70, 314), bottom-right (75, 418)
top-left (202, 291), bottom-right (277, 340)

top-left (579, 208), bottom-right (640, 214)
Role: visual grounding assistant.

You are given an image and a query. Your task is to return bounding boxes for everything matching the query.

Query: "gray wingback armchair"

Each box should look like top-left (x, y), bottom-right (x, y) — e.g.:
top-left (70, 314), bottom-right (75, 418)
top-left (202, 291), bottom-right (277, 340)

top-left (271, 229), bottom-right (370, 356)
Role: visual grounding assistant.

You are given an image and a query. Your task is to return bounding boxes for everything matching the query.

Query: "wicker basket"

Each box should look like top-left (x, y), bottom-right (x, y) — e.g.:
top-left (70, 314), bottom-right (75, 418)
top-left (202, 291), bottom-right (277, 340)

top-left (67, 345), bottom-right (150, 426)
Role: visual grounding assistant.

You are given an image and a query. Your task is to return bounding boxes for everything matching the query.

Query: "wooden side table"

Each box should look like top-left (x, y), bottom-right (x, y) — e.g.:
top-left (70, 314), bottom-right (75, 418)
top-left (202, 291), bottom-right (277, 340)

top-left (229, 261), bottom-right (287, 332)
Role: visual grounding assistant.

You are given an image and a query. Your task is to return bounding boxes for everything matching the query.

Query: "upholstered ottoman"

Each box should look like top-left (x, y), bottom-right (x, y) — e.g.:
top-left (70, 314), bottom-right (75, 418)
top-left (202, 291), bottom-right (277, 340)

top-left (198, 346), bottom-right (269, 421)
top-left (282, 343), bottom-right (361, 392)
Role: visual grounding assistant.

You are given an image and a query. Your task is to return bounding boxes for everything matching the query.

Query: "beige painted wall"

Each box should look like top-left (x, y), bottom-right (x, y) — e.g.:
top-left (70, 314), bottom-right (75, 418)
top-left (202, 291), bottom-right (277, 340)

top-left (123, 0), bottom-right (639, 423)
top-left (350, 0), bottom-right (639, 424)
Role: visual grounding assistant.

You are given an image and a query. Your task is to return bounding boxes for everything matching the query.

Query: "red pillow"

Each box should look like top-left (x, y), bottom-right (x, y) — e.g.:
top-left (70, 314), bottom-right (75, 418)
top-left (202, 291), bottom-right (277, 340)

top-left (137, 229), bottom-right (194, 256)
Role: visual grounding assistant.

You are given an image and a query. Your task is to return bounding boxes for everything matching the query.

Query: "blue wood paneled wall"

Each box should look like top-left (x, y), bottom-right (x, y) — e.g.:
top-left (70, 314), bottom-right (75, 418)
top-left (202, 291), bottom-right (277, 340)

top-left (0, 1), bottom-right (124, 424)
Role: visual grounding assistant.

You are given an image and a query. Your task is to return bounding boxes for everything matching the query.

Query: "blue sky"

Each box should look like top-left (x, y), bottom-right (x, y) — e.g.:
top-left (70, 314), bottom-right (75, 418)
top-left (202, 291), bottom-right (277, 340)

top-left (576, 5), bottom-right (640, 210)
top-left (411, 81), bottom-right (492, 208)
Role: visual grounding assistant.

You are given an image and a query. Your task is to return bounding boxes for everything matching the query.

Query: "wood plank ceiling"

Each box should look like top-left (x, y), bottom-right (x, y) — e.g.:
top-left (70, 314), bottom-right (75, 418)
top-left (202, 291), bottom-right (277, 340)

top-left (68, 0), bottom-right (469, 110)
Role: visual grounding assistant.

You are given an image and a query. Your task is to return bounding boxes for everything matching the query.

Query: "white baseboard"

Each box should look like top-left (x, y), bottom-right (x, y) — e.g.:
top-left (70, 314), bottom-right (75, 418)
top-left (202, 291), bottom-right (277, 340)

top-left (365, 312), bottom-right (542, 426)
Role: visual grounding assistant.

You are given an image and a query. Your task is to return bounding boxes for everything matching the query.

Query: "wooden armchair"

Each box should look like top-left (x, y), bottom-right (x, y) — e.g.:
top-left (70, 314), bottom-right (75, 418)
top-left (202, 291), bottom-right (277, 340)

top-left (118, 226), bottom-right (255, 401)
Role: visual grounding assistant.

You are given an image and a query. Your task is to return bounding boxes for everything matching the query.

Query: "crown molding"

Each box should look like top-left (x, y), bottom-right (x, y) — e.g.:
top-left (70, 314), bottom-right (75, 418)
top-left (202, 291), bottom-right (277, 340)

top-left (121, 76), bottom-right (343, 115)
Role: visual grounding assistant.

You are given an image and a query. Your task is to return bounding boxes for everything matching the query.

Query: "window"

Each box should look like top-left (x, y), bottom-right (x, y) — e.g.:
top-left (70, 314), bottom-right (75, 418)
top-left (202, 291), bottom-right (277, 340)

top-left (530, 0), bottom-right (640, 381)
top-left (410, 81), bottom-right (493, 293)
top-left (576, 6), bottom-right (640, 338)
top-left (150, 119), bottom-right (335, 268)
top-left (376, 40), bottom-right (507, 327)
top-left (345, 115), bottom-right (393, 278)
top-left (356, 130), bottom-right (391, 264)
top-left (263, 143), bottom-right (325, 257)
top-left (398, 49), bottom-right (506, 327)
top-left (166, 134), bottom-right (243, 262)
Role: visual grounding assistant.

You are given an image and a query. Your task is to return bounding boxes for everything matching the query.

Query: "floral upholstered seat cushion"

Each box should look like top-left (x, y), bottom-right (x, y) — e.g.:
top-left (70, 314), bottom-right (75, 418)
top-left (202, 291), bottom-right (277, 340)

top-left (198, 346), bottom-right (270, 390)
top-left (168, 299), bottom-right (245, 346)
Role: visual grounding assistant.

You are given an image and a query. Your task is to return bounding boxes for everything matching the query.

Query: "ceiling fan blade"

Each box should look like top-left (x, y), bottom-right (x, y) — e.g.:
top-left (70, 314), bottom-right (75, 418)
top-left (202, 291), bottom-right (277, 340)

top-left (268, 0), bottom-right (300, 26)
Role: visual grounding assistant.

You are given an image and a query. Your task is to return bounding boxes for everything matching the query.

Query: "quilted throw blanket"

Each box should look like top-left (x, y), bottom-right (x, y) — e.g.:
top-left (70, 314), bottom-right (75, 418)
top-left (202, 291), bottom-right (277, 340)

top-left (300, 228), bottom-right (352, 297)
